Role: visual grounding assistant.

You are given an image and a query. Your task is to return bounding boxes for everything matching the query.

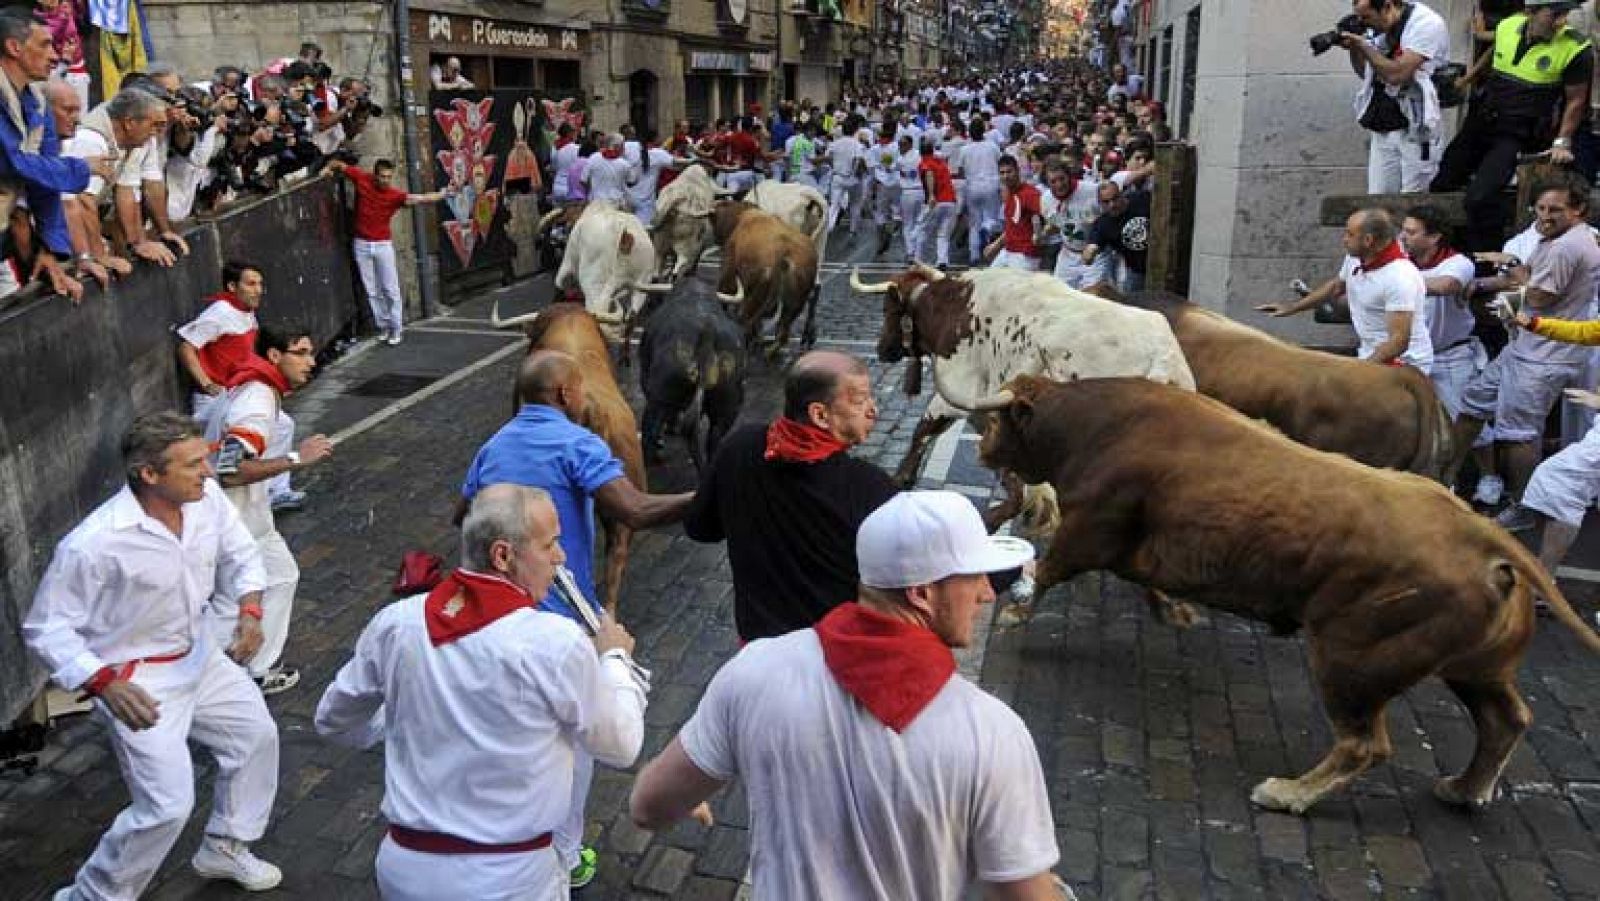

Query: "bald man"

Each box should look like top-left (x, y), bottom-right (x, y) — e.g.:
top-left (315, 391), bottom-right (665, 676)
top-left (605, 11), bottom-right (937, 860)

top-left (685, 351), bottom-right (900, 642)
top-left (455, 349), bottom-right (688, 889)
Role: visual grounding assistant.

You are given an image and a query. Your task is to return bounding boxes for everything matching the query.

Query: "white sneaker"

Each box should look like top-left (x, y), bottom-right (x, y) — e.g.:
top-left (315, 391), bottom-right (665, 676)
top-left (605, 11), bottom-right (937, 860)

top-left (255, 666), bottom-right (300, 696)
top-left (1473, 475), bottom-right (1505, 506)
top-left (53, 888), bottom-right (78, 901)
top-left (192, 836), bottom-right (282, 891)
top-left (389, 330), bottom-right (403, 346)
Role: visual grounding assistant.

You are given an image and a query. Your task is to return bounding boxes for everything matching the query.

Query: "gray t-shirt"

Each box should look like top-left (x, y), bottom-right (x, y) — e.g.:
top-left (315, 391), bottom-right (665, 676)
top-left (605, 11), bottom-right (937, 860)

top-left (1513, 223), bottom-right (1600, 366)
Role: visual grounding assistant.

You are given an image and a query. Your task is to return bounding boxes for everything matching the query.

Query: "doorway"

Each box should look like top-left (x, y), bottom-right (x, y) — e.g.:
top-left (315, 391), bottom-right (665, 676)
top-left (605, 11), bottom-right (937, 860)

top-left (629, 69), bottom-right (658, 136)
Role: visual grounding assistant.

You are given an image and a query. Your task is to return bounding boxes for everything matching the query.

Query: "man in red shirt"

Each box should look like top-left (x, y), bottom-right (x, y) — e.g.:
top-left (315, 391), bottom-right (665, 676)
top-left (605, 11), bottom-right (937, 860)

top-left (984, 155), bottom-right (1043, 271)
top-left (720, 117), bottom-right (769, 195)
top-left (328, 158), bottom-right (452, 345)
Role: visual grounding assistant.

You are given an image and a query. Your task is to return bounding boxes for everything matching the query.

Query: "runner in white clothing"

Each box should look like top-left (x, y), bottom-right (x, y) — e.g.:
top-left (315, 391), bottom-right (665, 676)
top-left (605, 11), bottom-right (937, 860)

top-left (959, 125), bottom-right (1004, 266)
top-left (894, 135), bottom-right (925, 258)
top-left (627, 129), bottom-right (678, 226)
top-left (25, 413), bottom-right (281, 901)
top-left (632, 491), bottom-right (1068, 901)
top-left (317, 484), bottom-right (656, 901)
top-left (826, 125), bottom-right (867, 234)
top-left (582, 133), bottom-right (638, 209)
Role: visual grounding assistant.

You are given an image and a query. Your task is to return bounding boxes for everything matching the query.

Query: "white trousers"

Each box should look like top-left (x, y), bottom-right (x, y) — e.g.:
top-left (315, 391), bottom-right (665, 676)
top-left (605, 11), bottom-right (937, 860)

top-left (355, 238), bottom-right (404, 335)
top-left (191, 397), bottom-right (296, 502)
top-left (71, 645), bottom-right (278, 901)
top-left (899, 187), bottom-right (926, 257)
top-left (722, 169), bottom-right (757, 195)
top-left (1367, 129), bottom-right (1441, 194)
top-left (916, 201), bottom-right (957, 266)
top-left (377, 837), bottom-right (567, 901)
top-left (209, 530), bottom-right (299, 678)
top-left (556, 750), bottom-right (593, 869)
top-left (1054, 248), bottom-right (1110, 289)
top-left (965, 184), bottom-right (1002, 262)
top-left (1524, 417), bottom-right (1600, 527)
top-left (828, 178), bottom-right (864, 233)
top-left (993, 250), bottom-right (1040, 271)
top-left (871, 181), bottom-right (899, 226)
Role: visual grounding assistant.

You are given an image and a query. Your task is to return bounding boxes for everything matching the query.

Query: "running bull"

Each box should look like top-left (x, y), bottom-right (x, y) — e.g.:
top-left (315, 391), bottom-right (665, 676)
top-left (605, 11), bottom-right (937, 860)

top-left (851, 264), bottom-right (1195, 486)
top-left (712, 201), bottom-right (821, 360)
top-left (1112, 289), bottom-right (1453, 478)
top-left (638, 278), bottom-right (748, 471)
top-left (651, 164), bottom-right (730, 281)
top-left (969, 374), bottom-right (1600, 815)
top-left (488, 302), bottom-right (646, 616)
top-left (540, 203), bottom-right (674, 362)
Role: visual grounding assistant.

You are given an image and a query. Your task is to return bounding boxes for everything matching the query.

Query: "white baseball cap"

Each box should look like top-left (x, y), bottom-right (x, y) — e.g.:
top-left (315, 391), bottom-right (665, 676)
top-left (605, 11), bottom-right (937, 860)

top-left (857, 491), bottom-right (1036, 589)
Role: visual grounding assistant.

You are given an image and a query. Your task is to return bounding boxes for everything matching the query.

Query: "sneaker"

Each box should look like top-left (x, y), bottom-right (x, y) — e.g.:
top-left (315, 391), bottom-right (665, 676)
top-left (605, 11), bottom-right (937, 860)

top-left (1473, 475), bottom-right (1505, 507)
top-left (1495, 504), bottom-right (1539, 533)
top-left (255, 667), bottom-right (300, 696)
top-left (53, 889), bottom-right (78, 901)
top-left (270, 489), bottom-right (306, 513)
top-left (388, 330), bottom-right (404, 346)
top-left (192, 836), bottom-right (282, 891)
top-left (569, 845), bottom-right (598, 890)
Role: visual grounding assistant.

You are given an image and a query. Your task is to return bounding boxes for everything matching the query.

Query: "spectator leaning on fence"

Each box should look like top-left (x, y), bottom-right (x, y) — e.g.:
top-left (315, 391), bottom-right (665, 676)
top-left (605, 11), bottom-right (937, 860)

top-left (45, 77), bottom-right (128, 291)
top-left (68, 86), bottom-right (186, 269)
top-left (0, 7), bottom-right (107, 301)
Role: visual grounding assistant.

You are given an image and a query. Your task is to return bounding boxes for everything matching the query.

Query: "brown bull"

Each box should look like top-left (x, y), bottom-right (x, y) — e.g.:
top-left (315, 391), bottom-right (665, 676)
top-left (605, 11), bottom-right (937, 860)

top-left (1109, 289), bottom-right (1452, 479)
top-left (973, 375), bottom-right (1600, 815)
top-left (711, 201), bottom-right (820, 360)
top-left (518, 303), bottom-right (647, 615)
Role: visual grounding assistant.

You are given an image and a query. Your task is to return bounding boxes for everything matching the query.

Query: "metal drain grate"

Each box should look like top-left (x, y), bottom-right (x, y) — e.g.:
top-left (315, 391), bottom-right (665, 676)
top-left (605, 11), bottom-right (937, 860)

top-left (349, 373), bottom-right (439, 398)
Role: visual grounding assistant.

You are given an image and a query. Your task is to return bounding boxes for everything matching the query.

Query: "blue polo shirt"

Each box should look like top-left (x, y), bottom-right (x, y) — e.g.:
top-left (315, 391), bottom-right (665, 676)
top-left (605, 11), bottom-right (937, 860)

top-left (461, 404), bottom-right (624, 623)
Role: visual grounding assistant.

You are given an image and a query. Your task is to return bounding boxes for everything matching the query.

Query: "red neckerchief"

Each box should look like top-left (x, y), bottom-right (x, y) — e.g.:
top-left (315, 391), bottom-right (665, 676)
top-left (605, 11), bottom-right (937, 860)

top-left (555, 137), bottom-right (572, 150)
top-left (424, 569), bottom-right (536, 646)
top-left (764, 417), bottom-right (848, 463)
top-left (209, 290), bottom-right (252, 314)
top-left (1356, 240), bottom-right (1407, 274)
top-left (1412, 244), bottom-right (1459, 271)
top-left (815, 602), bottom-right (956, 733)
top-left (223, 354), bottom-right (291, 394)
top-left (602, 146), bottom-right (623, 160)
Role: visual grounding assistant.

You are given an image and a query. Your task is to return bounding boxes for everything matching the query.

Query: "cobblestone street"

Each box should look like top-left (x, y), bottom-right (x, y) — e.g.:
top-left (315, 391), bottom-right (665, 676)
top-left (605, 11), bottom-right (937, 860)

top-left (7, 229), bottom-right (1600, 900)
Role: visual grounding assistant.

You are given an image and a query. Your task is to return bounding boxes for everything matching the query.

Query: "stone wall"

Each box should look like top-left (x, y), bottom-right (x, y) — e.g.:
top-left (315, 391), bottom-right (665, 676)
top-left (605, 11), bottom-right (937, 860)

top-left (0, 178), bottom-right (359, 722)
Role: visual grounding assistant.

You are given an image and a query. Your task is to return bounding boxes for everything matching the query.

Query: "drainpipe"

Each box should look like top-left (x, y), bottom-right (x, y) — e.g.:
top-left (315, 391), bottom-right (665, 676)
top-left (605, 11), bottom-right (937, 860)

top-left (393, 0), bottom-right (440, 318)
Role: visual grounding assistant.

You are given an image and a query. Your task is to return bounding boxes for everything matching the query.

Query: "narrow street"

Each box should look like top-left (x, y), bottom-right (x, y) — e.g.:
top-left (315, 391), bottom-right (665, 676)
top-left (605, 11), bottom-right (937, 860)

top-left (6, 225), bottom-right (1600, 900)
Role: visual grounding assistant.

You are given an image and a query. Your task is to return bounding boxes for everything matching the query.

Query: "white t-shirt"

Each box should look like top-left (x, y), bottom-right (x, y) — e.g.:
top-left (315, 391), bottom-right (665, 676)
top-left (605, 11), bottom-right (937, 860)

top-left (678, 629), bottom-right (1059, 901)
top-left (627, 147), bottom-right (675, 207)
top-left (1356, 2), bottom-right (1449, 133)
top-left (1040, 178), bottom-right (1101, 252)
top-left (583, 154), bottom-right (637, 206)
top-left (1339, 254), bottom-right (1433, 371)
top-left (551, 142), bottom-right (581, 198)
top-left (896, 149), bottom-right (923, 190)
top-left (828, 135), bottom-right (865, 185)
top-left (1415, 250), bottom-right (1477, 354)
top-left (869, 140), bottom-right (899, 186)
top-left (204, 380), bottom-right (280, 538)
top-left (960, 138), bottom-right (1002, 189)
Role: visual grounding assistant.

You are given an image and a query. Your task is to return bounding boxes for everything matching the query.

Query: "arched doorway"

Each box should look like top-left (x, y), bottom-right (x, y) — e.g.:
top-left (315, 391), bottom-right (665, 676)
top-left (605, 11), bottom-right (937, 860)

top-left (628, 70), bottom-right (658, 136)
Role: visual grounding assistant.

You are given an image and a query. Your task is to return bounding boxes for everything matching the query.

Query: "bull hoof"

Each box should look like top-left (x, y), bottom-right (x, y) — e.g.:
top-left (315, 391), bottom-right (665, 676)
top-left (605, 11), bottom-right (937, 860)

top-left (996, 601), bottom-right (1035, 629)
top-left (1250, 777), bottom-right (1315, 815)
top-left (1433, 775), bottom-right (1493, 810)
top-left (1157, 600), bottom-right (1203, 630)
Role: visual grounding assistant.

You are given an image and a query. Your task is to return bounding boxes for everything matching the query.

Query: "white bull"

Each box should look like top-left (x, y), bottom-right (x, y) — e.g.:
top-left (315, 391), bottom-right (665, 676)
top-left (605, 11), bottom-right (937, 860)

top-left (502, 204), bottom-right (672, 362)
top-left (651, 164), bottom-right (729, 281)
top-left (851, 264), bottom-right (1197, 488)
top-left (747, 180), bottom-right (829, 268)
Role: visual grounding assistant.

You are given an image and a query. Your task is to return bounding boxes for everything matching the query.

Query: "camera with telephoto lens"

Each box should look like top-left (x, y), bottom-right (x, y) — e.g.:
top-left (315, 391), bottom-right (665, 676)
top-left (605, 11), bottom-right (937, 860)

top-left (350, 95), bottom-right (384, 119)
top-left (1309, 14), bottom-right (1366, 56)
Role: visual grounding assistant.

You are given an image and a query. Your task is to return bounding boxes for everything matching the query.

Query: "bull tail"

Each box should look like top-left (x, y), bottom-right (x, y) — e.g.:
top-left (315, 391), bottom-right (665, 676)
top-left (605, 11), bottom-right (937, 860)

top-left (1401, 370), bottom-right (1452, 482)
top-left (1501, 543), bottom-right (1600, 655)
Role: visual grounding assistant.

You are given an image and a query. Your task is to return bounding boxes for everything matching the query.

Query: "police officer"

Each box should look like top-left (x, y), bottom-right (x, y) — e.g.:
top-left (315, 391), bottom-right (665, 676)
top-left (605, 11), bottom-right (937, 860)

top-left (1431, 0), bottom-right (1594, 252)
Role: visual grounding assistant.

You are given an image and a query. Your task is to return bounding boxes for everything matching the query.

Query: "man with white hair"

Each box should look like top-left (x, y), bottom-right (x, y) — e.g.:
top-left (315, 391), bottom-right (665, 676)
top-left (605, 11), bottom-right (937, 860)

top-left (632, 490), bottom-right (1066, 900)
top-left (581, 132), bottom-right (637, 209)
top-left (317, 484), bottom-right (650, 900)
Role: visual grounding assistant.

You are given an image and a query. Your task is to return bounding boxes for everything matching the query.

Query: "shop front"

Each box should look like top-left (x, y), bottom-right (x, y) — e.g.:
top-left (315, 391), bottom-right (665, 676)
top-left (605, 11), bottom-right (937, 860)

top-left (408, 9), bottom-right (590, 293)
top-left (682, 49), bottom-right (774, 127)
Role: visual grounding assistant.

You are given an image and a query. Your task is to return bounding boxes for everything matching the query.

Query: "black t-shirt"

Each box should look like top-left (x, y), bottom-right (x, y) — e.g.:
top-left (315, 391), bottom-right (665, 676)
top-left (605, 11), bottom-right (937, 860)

top-left (684, 422), bottom-right (899, 641)
top-left (1089, 190), bottom-right (1152, 274)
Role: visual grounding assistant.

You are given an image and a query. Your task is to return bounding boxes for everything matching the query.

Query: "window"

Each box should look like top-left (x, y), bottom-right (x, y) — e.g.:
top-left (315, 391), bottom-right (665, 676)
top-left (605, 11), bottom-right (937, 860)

top-left (1157, 24), bottom-right (1173, 106)
top-left (493, 58), bottom-right (535, 89)
top-left (1180, 7), bottom-right (1201, 140)
top-left (540, 60), bottom-right (581, 95)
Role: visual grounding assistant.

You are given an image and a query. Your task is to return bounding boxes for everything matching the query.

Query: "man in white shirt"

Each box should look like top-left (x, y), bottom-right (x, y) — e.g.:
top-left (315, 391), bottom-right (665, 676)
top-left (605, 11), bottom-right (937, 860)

top-left (1400, 204), bottom-right (1479, 415)
top-left (1040, 158), bottom-right (1104, 288)
top-left (67, 87), bottom-right (183, 268)
top-left (627, 127), bottom-right (676, 226)
top-left (631, 490), bottom-right (1066, 901)
top-left (868, 129), bottom-right (900, 255)
top-left (1342, 0), bottom-right (1450, 193)
top-left (1259, 208), bottom-right (1433, 372)
top-left (549, 123), bottom-right (581, 203)
top-left (826, 120), bottom-right (867, 234)
top-left (25, 413), bottom-right (282, 901)
top-left (959, 123), bottom-right (1004, 266)
top-left (203, 324), bottom-right (334, 695)
top-left (316, 483), bottom-right (651, 901)
top-left (582, 133), bottom-right (638, 209)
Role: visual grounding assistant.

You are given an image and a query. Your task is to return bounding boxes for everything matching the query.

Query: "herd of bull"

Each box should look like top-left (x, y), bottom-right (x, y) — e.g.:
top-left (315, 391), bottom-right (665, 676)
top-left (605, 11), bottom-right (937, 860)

top-left (489, 171), bottom-right (1600, 817)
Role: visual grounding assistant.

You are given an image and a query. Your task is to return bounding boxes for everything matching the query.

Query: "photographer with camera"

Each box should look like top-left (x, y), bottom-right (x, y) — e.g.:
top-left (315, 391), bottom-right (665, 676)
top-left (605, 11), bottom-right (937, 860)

top-left (68, 86), bottom-right (185, 268)
top-left (1431, 0), bottom-right (1593, 253)
top-left (312, 76), bottom-right (381, 158)
top-left (1318, 0), bottom-right (1450, 194)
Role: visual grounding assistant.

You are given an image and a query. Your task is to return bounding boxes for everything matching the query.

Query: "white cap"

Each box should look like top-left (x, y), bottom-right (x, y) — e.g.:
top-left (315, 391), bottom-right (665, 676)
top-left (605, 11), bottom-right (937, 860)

top-left (857, 491), bottom-right (1036, 589)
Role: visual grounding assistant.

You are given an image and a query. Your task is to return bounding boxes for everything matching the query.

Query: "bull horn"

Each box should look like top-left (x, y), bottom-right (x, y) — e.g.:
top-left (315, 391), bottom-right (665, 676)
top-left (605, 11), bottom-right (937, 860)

top-left (716, 277), bottom-right (745, 305)
top-left (490, 299), bottom-right (542, 330)
top-left (850, 268), bottom-right (893, 295)
top-left (591, 309), bottom-right (626, 325)
top-left (633, 280), bottom-right (675, 295)
top-left (534, 207), bottom-right (564, 237)
top-left (932, 357), bottom-right (1016, 412)
top-left (910, 261), bottom-right (946, 281)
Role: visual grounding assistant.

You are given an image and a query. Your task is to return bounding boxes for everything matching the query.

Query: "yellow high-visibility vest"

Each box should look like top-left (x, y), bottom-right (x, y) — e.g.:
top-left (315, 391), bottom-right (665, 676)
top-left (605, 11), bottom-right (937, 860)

top-left (1493, 12), bottom-right (1591, 87)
